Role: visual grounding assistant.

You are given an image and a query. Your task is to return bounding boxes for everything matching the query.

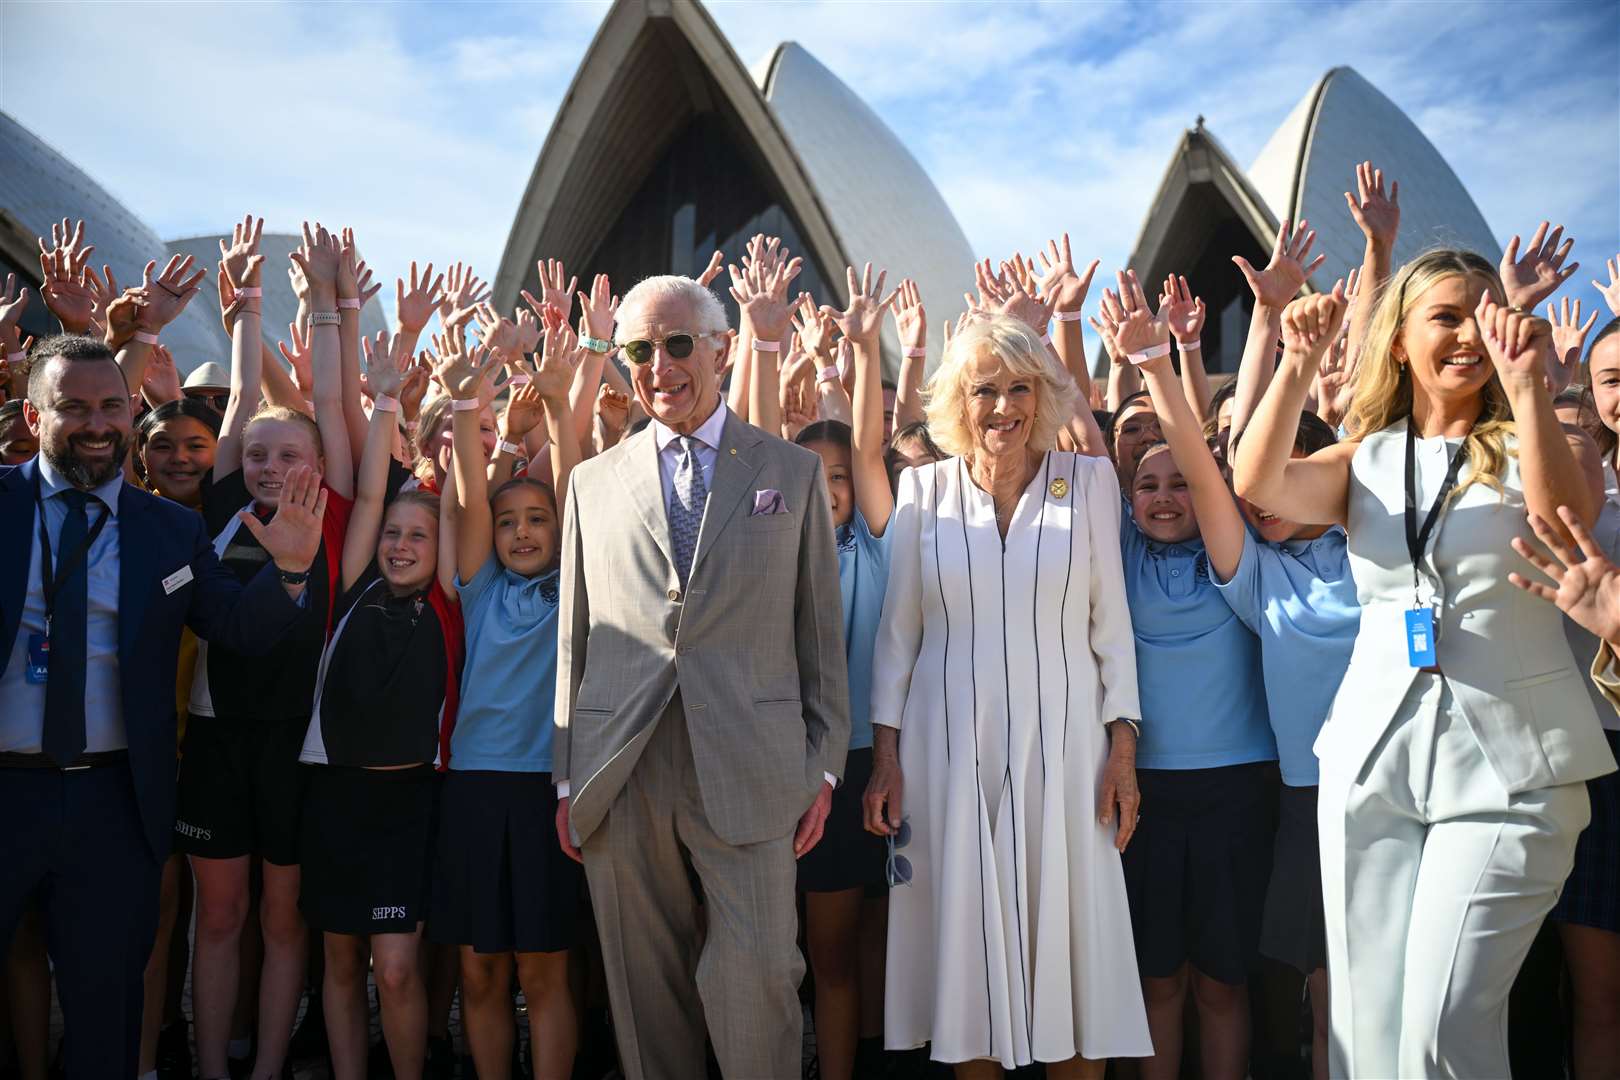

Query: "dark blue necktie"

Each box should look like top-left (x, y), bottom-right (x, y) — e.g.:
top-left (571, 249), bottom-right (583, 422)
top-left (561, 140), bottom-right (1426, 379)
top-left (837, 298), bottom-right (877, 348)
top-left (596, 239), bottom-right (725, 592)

top-left (43, 488), bottom-right (91, 766)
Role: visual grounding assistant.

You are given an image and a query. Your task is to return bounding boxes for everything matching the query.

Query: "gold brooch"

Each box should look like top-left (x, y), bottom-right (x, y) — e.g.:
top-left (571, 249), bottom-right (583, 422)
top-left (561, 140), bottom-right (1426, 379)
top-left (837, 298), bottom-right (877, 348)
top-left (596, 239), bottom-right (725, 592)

top-left (1049, 477), bottom-right (1069, 499)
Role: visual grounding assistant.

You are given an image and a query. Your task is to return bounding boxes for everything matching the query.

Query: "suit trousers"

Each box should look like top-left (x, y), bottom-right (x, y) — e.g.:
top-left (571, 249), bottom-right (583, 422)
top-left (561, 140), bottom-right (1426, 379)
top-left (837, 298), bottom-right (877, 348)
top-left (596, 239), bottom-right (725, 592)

top-left (1318, 673), bottom-right (1588, 1079)
top-left (582, 698), bottom-right (803, 1080)
top-left (0, 763), bottom-right (162, 1079)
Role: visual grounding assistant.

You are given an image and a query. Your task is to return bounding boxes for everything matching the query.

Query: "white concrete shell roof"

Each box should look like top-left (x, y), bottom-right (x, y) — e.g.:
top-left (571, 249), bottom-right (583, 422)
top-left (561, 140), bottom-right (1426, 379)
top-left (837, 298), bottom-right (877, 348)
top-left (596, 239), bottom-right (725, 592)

top-left (1250, 66), bottom-right (1498, 289)
top-left (165, 233), bottom-right (389, 354)
top-left (495, 0), bottom-right (974, 374)
top-left (0, 109), bottom-right (224, 373)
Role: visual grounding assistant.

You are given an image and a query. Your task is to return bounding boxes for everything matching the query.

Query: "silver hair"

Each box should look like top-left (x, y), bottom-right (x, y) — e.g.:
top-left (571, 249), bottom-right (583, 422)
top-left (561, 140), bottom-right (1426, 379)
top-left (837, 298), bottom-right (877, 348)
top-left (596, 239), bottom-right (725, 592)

top-left (615, 275), bottom-right (730, 339)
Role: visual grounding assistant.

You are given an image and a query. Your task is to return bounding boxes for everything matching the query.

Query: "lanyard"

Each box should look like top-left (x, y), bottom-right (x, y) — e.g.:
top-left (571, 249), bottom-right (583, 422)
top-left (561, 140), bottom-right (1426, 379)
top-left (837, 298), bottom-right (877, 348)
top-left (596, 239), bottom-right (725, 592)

top-left (1403, 421), bottom-right (1468, 600)
top-left (36, 490), bottom-right (110, 637)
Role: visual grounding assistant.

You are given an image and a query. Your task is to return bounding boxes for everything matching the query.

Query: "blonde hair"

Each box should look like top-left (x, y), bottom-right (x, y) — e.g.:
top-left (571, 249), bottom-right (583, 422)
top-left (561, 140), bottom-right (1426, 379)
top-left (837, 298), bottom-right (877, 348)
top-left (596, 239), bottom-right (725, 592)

top-left (245, 404), bottom-right (323, 459)
top-left (923, 314), bottom-right (1078, 459)
top-left (1345, 248), bottom-right (1512, 499)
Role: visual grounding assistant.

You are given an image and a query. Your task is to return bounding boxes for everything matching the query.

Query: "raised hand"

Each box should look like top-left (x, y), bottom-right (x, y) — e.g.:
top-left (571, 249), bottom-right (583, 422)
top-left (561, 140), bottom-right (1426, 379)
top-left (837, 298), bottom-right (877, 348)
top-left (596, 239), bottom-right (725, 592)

top-left (238, 464), bottom-right (328, 575)
top-left (138, 253), bottom-right (209, 333)
top-left (595, 383), bottom-right (630, 437)
top-left (1511, 506), bottom-right (1620, 646)
top-left (576, 273), bottom-right (617, 344)
top-left (278, 321), bottom-right (315, 396)
top-left (534, 309), bottom-right (583, 403)
top-left (535, 259), bottom-right (577, 325)
top-left (995, 260), bottom-right (1058, 334)
top-left (439, 262), bottom-right (490, 322)
top-left (1592, 255), bottom-right (1620, 317)
top-left (1547, 296), bottom-right (1598, 393)
top-left (514, 307), bottom-right (542, 355)
top-left (431, 325), bottom-right (503, 401)
top-left (474, 302), bottom-right (524, 361)
top-left (289, 221), bottom-right (341, 303)
top-left (889, 278), bottom-right (926, 354)
top-left (37, 225), bottom-right (98, 334)
top-left (1159, 274), bottom-right (1206, 345)
top-left (1475, 290), bottom-right (1555, 390)
top-left (1035, 233), bottom-right (1100, 315)
top-left (1100, 270), bottom-right (1170, 362)
top-left (142, 344), bottom-right (183, 404)
top-left (361, 329), bottom-right (412, 400)
top-left (400, 359), bottom-right (431, 421)
top-left (1500, 221), bottom-right (1579, 310)
top-left (696, 249), bottom-right (725, 288)
top-left (823, 263), bottom-right (895, 345)
top-left (1279, 285), bottom-right (1349, 364)
top-left (501, 381), bottom-right (547, 440)
top-left (1314, 332), bottom-right (1356, 428)
top-left (1233, 218), bottom-right (1326, 308)
top-left (729, 251), bottom-right (803, 341)
top-left (1344, 160), bottom-right (1400, 250)
top-left (0, 274), bottom-right (30, 347)
top-left (969, 258), bottom-right (1012, 312)
top-left (395, 261), bottom-right (443, 336)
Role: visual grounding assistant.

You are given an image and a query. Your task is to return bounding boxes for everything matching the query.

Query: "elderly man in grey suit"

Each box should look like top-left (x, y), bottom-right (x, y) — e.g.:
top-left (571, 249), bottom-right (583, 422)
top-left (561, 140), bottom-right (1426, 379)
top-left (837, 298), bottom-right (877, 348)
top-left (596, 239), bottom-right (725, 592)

top-left (553, 274), bottom-right (850, 1079)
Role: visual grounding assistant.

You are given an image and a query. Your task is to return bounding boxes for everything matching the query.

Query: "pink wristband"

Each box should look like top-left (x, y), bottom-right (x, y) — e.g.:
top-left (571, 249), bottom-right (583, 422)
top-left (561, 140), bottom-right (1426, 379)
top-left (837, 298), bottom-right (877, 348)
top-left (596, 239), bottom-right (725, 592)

top-left (1175, 339), bottom-right (1201, 352)
top-left (1039, 333), bottom-right (1052, 346)
top-left (337, 298), bottom-right (361, 310)
top-left (372, 395), bottom-right (400, 413)
top-left (817, 365), bottom-right (841, 383)
top-left (133, 331), bottom-right (159, 345)
top-left (508, 374), bottom-right (532, 387)
top-left (6, 351), bottom-right (23, 364)
top-left (1052, 310), bottom-right (1085, 322)
top-left (1126, 342), bottom-right (1173, 366)
top-left (451, 397), bottom-right (481, 412)
top-left (903, 347), bottom-right (927, 359)
top-left (236, 287), bottom-right (263, 299)
top-left (751, 339), bottom-right (780, 352)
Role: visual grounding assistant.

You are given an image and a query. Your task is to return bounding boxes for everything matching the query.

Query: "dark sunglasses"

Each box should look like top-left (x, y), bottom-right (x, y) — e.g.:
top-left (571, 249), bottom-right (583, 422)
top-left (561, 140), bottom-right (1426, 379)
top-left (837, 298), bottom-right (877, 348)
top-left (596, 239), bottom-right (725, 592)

top-left (187, 391), bottom-right (230, 413)
top-left (619, 332), bottom-right (710, 366)
top-left (885, 816), bottom-right (913, 888)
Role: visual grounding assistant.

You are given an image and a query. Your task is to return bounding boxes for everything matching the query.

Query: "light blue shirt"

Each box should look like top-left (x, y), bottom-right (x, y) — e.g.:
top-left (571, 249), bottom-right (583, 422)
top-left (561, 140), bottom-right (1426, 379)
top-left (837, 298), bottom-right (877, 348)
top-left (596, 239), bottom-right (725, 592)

top-left (451, 554), bottom-right (561, 772)
top-left (1120, 516), bottom-right (1275, 770)
top-left (838, 509), bottom-right (890, 751)
top-left (1214, 528), bottom-right (1358, 786)
top-left (0, 456), bottom-right (126, 753)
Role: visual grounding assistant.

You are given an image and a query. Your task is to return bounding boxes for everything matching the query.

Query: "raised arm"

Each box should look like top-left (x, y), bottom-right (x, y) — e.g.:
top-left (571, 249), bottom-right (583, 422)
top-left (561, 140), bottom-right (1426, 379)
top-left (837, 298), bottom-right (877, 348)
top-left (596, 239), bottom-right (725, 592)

top-left (571, 274), bottom-right (619, 447)
top-left (1344, 161), bottom-right (1399, 368)
top-left (1037, 234), bottom-right (1101, 397)
top-left (889, 278), bottom-right (928, 430)
top-left (1500, 221), bottom-right (1580, 311)
top-left (215, 215), bottom-right (267, 479)
top-left (336, 230), bottom-right (381, 460)
top-left (1232, 289), bottom-right (1357, 528)
top-left (118, 254), bottom-right (207, 392)
top-left (1477, 295), bottom-right (1601, 537)
top-left (1159, 274), bottom-right (1211, 426)
top-left (290, 222), bottom-right (355, 498)
top-left (1093, 310), bottom-right (1140, 411)
top-left (825, 263), bottom-right (899, 535)
top-left (532, 308), bottom-right (587, 521)
top-left (733, 245), bottom-right (802, 437)
top-left (1229, 218), bottom-right (1324, 445)
top-left (1108, 270), bottom-right (1246, 581)
top-left (439, 326), bottom-right (507, 585)
top-left (394, 261), bottom-right (443, 359)
top-left (341, 330), bottom-right (414, 591)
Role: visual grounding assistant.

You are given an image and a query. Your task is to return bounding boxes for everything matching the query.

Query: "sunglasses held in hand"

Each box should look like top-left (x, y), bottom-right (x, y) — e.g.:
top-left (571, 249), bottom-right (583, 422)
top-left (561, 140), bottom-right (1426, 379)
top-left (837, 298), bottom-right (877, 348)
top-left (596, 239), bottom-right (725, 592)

top-left (886, 816), bottom-right (913, 888)
top-left (618, 331), bottom-right (714, 365)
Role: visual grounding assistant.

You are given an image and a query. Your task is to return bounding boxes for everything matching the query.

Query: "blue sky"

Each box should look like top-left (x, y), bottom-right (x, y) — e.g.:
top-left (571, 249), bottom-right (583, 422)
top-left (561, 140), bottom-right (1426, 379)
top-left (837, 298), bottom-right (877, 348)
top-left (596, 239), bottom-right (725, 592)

top-left (3, 0), bottom-right (1616, 329)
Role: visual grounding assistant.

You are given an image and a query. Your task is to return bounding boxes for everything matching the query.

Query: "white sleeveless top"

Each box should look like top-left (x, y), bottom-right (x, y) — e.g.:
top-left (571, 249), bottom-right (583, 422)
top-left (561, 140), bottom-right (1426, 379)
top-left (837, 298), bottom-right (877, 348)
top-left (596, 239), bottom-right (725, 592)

top-left (1315, 419), bottom-right (1616, 792)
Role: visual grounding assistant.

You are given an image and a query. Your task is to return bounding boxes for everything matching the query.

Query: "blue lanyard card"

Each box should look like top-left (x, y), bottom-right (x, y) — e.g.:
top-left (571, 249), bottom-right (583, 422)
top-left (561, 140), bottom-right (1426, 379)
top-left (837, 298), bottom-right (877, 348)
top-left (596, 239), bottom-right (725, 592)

top-left (25, 632), bottom-right (49, 684)
top-left (1405, 608), bottom-right (1437, 668)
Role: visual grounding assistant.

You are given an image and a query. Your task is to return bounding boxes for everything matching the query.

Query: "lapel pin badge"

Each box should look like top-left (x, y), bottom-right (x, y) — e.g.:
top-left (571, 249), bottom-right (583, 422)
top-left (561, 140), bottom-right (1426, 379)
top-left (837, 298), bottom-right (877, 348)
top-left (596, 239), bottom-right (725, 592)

top-left (1049, 477), bottom-right (1069, 499)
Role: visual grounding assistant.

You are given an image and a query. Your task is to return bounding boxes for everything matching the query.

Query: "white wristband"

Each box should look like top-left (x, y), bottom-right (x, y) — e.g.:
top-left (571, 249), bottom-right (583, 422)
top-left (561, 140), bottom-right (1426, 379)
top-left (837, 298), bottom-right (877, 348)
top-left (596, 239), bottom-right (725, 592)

top-left (133, 331), bottom-right (159, 345)
top-left (337, 298), bottom-right (361, 310)
top-left (1126, 342), bottom-right (1173, 366)
top-left (751, 339), bottom-right (780, 352)
top-left (1039, 333), bottom-right (1052, 346)
top-left (308, 311), bottom-right (341, 327)
top-left (1052, 310), bottom-right (1085, 322)
top-left (817, 365), bottom-right (841, 384)
top-left (372, 395), bottom-right (400, 413)
top-left (236, 287), bottom-right (263, 299)
top-left (451, 397), bottom-right (481, 412)
top-left (508, 374), bottom-right (531, 387)
top-left (1175, 339), bottom-right (1201, 352)
top-left (8, 351), bottom-right (26, 364)
top-left (903, 346), bottom-right (927, 359)
top-left (497, 439), bottom-right (521, 457)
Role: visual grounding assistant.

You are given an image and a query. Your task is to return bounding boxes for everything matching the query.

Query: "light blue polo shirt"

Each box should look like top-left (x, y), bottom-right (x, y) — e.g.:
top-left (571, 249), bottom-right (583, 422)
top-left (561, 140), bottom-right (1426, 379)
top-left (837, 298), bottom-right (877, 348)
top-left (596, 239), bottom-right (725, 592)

top-left (1214, 528), bottom-right (1358, 786)
top-left (839, 509), bottom-right (890, 752)
top-left (451, 555), bottom-right (561, 772)
top-left (1120, 517), bottom-right (1276, 770)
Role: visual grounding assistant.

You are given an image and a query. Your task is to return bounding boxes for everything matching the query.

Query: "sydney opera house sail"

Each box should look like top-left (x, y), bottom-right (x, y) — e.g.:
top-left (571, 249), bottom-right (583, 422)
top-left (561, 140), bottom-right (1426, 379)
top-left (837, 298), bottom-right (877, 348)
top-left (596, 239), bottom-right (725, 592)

top-left (494, 0), bottom-right (976, 375)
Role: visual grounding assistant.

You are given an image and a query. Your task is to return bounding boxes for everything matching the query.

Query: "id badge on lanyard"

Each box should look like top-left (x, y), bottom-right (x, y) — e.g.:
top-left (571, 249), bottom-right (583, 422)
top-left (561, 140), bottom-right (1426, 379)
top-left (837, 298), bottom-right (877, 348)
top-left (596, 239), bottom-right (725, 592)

top-left (1403, 423), bottom-right (1467, 669)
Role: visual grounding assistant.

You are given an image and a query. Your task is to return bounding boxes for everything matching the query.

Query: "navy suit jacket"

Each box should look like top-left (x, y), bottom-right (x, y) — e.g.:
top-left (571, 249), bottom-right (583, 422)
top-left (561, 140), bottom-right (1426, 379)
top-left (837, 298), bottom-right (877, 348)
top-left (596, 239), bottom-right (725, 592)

top-left (0, 459), bottom-right (307, 859)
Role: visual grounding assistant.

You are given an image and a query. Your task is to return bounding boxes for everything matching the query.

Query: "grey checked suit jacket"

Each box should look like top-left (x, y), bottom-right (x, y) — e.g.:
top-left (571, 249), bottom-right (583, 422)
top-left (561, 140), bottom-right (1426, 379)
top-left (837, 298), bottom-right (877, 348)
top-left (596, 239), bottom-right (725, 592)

top-left (554, 409), bottom-right (851, 847)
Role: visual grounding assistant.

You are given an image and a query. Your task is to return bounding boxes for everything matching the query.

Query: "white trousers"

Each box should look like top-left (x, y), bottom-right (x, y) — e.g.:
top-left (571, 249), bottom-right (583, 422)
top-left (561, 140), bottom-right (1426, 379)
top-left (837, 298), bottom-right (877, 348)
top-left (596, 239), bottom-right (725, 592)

top-left (1318, 674), bottom-right (1589, 1079)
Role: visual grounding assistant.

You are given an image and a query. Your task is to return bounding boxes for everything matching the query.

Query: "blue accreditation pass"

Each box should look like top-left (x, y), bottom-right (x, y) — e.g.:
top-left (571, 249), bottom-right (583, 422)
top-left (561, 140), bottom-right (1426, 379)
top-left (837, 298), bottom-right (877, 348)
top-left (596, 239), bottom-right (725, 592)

top-left (1405, 608), bottom-right (1437, 668)
top-left (25, 632), bottom-right (49, 684)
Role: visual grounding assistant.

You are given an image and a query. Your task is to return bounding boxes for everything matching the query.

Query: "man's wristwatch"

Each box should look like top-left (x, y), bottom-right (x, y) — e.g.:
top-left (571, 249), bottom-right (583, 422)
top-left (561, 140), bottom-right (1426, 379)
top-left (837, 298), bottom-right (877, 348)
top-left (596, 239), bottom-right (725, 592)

top-left (277, 567), bottom-right (311, 586)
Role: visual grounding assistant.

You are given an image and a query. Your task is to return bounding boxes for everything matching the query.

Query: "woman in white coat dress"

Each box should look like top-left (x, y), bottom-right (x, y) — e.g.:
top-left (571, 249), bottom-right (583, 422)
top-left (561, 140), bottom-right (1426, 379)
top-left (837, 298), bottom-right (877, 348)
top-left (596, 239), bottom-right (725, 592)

top-left (863, 314), bottom-right (1152, 1077)
top-left (1233, 249), bottom-right (1616, 1078)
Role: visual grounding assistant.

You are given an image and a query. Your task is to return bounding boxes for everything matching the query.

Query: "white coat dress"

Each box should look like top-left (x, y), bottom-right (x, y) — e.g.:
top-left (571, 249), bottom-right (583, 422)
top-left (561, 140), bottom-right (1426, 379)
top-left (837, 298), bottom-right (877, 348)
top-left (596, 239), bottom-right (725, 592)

top-left (872, 452), bottom-right (1153, 1067)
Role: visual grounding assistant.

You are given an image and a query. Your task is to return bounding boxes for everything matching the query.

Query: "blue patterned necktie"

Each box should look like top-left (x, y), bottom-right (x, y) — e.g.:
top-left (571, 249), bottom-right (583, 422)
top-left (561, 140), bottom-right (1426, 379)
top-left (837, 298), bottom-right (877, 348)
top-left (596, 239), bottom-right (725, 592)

top-left (669, 435), bottom-right (708, 585)
top-left (43, 489), bottom-right (92, 766)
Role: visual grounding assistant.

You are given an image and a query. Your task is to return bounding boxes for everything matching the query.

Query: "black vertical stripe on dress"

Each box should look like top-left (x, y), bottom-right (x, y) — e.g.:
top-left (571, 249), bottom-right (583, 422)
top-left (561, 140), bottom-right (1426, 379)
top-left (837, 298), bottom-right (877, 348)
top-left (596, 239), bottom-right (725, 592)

top-left (954, 458), bottom-right (995, 1045)
top-left (931, 465), bottom-right (952, 767)
top-left (1060, 454), bottom-right (1077, 758)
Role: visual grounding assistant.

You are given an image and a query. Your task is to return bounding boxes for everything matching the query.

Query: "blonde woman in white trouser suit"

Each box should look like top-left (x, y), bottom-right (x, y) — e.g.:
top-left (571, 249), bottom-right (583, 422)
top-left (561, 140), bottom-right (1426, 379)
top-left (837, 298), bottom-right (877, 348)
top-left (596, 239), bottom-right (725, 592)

top-left (1232, 247), bottom-right (1616, 1078)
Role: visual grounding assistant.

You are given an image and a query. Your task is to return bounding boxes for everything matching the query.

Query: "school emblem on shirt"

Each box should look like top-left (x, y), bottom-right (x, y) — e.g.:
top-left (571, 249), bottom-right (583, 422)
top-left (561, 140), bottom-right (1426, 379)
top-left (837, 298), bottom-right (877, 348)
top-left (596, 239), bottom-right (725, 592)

top-left (1048, 477), bottom-right (1069, 500)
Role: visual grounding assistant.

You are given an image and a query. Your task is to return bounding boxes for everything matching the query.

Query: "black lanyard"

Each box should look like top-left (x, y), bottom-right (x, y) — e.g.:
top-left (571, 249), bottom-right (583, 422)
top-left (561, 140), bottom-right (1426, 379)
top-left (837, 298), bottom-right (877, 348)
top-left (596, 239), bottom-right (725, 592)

top-left (36, 489), bottom-right (110, 636)
top-left (1403, 421), bottom-right (1468, 598)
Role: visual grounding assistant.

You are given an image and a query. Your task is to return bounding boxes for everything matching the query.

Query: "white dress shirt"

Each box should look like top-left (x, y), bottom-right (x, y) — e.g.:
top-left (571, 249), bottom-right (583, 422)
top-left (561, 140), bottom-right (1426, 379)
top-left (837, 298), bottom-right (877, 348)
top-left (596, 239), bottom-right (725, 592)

top-left (0, 457), bottom-right (126, 753)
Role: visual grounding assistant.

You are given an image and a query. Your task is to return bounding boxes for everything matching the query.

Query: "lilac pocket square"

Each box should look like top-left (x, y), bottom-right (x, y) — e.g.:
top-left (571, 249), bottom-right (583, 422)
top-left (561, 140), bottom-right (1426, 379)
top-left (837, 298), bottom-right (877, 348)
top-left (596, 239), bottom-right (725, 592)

top-left (751, 489), bottom-right (788, 515)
